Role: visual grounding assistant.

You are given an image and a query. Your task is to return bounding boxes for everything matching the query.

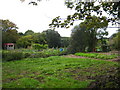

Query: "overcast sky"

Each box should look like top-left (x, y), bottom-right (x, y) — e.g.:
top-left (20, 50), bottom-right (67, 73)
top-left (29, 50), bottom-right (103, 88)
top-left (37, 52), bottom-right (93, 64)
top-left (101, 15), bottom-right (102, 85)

top-left (0, 0), bottom-right (118, 37)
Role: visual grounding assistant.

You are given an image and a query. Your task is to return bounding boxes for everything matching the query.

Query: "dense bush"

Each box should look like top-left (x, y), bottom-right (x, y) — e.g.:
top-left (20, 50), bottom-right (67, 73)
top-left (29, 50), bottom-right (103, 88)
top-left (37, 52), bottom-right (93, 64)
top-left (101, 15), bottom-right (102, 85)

top-left (32, 44), bottom-right (48, 50)
top-left (2, 51), bottom-right (24, 61)
top-left (24, 53), bottom-right (31, 58)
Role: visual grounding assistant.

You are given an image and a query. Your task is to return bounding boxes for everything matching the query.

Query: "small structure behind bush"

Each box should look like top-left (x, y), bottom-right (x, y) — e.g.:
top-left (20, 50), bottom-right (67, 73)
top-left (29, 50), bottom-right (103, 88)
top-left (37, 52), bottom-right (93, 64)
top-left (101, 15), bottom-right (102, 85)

top-left (3, 43), bottom-right (15, 50)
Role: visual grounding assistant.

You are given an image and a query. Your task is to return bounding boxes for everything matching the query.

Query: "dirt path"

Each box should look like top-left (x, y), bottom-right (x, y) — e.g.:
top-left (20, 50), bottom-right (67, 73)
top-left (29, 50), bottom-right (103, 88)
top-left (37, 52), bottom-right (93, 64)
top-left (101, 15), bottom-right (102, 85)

top-left (63, 54), bottom-right (120, 62)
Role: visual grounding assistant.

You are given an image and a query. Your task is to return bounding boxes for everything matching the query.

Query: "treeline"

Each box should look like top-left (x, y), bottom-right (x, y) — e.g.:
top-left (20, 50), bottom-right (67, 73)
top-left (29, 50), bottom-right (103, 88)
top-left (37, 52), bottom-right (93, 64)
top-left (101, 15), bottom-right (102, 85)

top-left (1, 19), bottom-right (119, 53)
top-left (1, 19), bottom-right (70, 49)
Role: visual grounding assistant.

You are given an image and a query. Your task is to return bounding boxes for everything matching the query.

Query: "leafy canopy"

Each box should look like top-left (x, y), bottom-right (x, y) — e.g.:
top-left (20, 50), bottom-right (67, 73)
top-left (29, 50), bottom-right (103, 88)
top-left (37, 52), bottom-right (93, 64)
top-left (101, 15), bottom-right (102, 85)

top-left (1, 19), bottom-right (20, 44)
top-left (49, 1), bottom-right (119, 28)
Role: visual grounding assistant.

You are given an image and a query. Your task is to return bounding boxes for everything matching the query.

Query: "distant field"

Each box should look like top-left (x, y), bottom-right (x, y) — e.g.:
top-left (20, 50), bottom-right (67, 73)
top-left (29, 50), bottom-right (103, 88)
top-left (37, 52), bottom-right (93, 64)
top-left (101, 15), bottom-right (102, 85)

top-left (2, 56), bottom-right (119, 88)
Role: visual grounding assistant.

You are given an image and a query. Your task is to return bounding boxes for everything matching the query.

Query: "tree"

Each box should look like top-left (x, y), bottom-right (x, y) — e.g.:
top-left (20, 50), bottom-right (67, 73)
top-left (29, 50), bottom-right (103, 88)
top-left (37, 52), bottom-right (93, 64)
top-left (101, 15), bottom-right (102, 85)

top-left (1, 19), bottom-right (19, 44)
top-left (1, 19), bottom-right (18, 32)
top-left (80, 16), bottom-right (108, 52)
top-left (2, 30), bottom-right (20, 43)
top-left (18, 32), bottom-right (24, 36)
top-left (44, 29), bottom-right (61, 48)
top-left (68, 16), bottom-right (108, 53)
top-left (96, 38), bottom-right (110, 52)
top-left (68, 25), bottom-right (88, 53)
top-left (61, 37), bottom-right (70, 47)
top-left (49, 1), bottom-right (119, 28)
top-left (32, 32), bottom-right (47, 44)
top-left (16, 35), bottom-right (33, 48)
top-left (109, 30), bottom-right (120, 51)
top-left (17, 32), bottom-right (47, 48)
top-left (24, 30), bottom-right (34, 36)
top-left (20, 0), bottom-right (119, 28)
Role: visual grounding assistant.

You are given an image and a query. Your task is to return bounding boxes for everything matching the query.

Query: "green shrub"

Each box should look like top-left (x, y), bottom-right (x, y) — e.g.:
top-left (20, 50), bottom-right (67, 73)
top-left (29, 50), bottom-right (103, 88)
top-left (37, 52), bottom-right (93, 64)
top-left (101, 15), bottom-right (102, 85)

top-left (24, 53), bottom-right (31, 58)
top-left (32, 44), bottom-right (48, 50)
top-left (2, 51), bottom-right (24, 61)
top-left (43, 44), bottom-right (48, 49)
top-left (29, 52), bottom-right (49, 58)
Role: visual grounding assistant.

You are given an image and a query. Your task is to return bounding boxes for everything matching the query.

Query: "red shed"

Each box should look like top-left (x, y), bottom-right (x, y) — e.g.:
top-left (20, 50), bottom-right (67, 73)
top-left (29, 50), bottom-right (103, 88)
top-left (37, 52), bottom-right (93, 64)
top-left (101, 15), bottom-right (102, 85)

top-left (3, 43), bottom-right (15, 50)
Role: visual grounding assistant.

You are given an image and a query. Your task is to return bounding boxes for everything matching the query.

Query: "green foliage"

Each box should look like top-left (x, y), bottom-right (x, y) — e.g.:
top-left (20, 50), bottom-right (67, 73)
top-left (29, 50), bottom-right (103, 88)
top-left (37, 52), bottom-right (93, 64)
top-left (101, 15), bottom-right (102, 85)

top-left (2, 29), bottom-right (20, 44)
top-left (2, 50), bottom-right (24, 61)
top-left (61, 37), bottom-right (70, 47)
top-left (16, 35), bottom-right (33, 48)
top-left (50, 1), bottom-right (119, 28)
top-left (0, 19), bottom-right (18, 31)
top-left (24, 53), bottom-right (31, 58)
top-left (80, 16), bottom-right (108, 31)
top-left (75, 52), bottom-right (117, 60)
top-left (44, 44), bottom-right (48, 49)
top-left (109, 31), bottom-right (120, 51)
top-left (24, 30), bottom-right (34, 36)
top-left (18, 32), bottom-right (24, 36)
top-left (32, 33), bottom-right (47, 44)
top-left (3, 56), bottom-right (119, 88)
top-left (96, 38), bottom-right (110, 52)
top-left (68, 16), bottom-right (108, 53)
top-left (44, 29), bottom-right (61, 48)
top-left (17, 32), bottom-right (47, 48)
top-left (1, 19), bottom-right (20, 45)
top-left (80, 16), bottom-right (108, 52)
top-left (68, 25), bottom-right (88, 53)
top-left (32, 43), bottom-right (48, 50)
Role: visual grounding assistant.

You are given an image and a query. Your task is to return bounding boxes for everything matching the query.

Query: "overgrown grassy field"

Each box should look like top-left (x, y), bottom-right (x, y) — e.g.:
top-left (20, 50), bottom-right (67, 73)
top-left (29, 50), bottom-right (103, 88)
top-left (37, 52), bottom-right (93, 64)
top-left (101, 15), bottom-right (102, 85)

top-left (2, 56), bottom-right (119, 88)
